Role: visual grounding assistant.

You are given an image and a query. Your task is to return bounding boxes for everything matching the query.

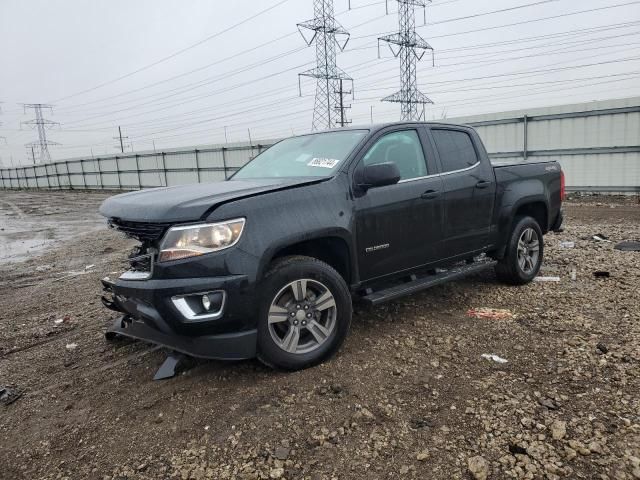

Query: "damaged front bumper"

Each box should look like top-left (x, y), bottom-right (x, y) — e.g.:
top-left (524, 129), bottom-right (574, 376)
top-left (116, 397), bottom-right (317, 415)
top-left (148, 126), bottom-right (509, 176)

top-left (101, 276), bottom-right (257, 360)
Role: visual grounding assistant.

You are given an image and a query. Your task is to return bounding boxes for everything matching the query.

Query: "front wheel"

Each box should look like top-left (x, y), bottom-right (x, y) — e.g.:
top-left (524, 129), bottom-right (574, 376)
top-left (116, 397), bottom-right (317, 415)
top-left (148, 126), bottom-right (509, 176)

top-left (256, 256), bottom-right (352, 370)
top-left (495, 216), bottom-right (544, 285)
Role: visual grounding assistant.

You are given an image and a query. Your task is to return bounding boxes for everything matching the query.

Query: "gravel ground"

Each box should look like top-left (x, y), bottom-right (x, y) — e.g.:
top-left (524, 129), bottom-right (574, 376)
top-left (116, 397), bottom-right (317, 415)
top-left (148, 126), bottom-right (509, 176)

top-left (0, 191), bottom-right (638, 480)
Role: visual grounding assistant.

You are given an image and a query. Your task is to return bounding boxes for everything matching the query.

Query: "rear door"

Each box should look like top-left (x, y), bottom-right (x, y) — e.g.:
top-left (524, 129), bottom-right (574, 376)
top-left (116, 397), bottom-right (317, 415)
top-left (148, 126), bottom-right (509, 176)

top-left (353, 127), bottom-right (444, 281)
top-left (427, 127), bottom-right (495, 257)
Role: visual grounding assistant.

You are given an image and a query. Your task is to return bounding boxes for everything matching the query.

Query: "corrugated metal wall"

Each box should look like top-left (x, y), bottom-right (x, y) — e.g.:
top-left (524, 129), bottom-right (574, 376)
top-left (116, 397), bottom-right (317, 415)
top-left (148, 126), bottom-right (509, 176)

top-left (0, 142), bottom-right (276, 190)
top-left (448, 97), bottom-right (640, 193)
top-left (1, 98), bottom-right (638, 193)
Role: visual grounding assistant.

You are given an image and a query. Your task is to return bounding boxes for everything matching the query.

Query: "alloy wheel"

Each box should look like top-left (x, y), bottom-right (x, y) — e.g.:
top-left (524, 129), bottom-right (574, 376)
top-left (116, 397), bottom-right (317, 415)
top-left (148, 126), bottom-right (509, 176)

top-left (517, 227), bottom-right (540, 274)
top-left (267, 279), bottom-right (337, 354)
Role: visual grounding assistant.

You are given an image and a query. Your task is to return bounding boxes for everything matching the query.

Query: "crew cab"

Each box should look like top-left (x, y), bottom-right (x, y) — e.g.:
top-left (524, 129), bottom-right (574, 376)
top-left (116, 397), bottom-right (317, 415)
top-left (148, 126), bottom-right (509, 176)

top-left (100, 122), bottom-right (564, 370)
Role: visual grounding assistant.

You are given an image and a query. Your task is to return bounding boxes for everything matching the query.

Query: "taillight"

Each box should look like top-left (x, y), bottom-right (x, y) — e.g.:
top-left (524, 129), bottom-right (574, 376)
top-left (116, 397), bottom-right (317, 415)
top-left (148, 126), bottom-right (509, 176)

top-left (560, 169), bottom-right (566, 201)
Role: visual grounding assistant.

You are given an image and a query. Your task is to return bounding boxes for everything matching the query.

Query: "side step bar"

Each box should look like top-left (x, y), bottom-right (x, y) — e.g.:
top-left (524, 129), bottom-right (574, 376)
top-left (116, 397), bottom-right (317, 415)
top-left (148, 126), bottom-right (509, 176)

top-left (361, 260), bottom-right (497, 306)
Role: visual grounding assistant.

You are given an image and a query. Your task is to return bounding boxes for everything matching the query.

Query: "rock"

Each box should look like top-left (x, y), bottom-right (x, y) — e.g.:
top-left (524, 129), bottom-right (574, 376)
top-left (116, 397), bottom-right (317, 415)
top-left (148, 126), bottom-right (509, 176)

top-left (596, 342), bottom-right (609, 354)
top-left (274, 446), bottom-right (290, 461)
top-left (399, 465), bottom-right (409, 474)
top-left (564, 447), bottom-right (577, 461)
top-left (588, 441), bottom-right (603, 454)
top-left (538, 397), bottom-right (560, 410)
top-left (353, 407), bottom-right (375, 422)
top-left (269, 467), bottom-right (284, 479)
top-left (467, 456), bottom-right (489, 480)
top-left (410, 417), bottom-right (435, 429)
top-left (631, 468), bottom-right (640, 479)
top-left (416, 451), bottom-right (429, 461)
top-left (551, 420), bottom-right (567, 440)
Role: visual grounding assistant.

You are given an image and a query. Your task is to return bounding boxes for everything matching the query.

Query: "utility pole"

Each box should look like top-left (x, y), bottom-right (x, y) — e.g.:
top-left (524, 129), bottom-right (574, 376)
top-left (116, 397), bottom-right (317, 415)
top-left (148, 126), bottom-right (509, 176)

top-left (224, 126), bottom-right (228, 144)
top-left (298, 0), bottom-right (353, 131)
top-left (379, 0), bottom-right (434, 121)
top-left (370, 105), bottom-right (374, 124)
top-left (113, 126), bottom-right (130, 153)
top-left (21, 103), bottom-right (59, 163)
top-left (334, 79), bottom-right (352, 127)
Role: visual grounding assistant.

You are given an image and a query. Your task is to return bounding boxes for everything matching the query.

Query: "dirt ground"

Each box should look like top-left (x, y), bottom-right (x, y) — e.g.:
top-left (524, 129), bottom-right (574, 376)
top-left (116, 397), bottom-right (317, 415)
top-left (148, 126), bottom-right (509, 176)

top-left (0, 190), bottom-right (638, 480)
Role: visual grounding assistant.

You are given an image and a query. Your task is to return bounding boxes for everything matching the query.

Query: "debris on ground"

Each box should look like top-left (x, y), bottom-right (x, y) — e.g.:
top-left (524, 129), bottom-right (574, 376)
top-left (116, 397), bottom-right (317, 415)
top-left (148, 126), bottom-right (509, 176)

top-left (481, 354), bottom-right (508, 364)
top-left (0, 385), bottom-right (22, 406)
top-left (466, 307), bottom-right (514, 320)
top-left (592, 234), bottom-right (612, 242)
top-left (58, 264), bottom-right (97, 280)
top-left (65, 343), bottom-right (78, 351)
top-left (53, 314), bottom-right (71, 327)
top-left (614, 240), bottom-right (640, 251)
top-left (534, 276), bottom-right (561, 282)
top-left (593, 271), bottom-right (611, 278)
top-left (559, 241), bottom-right (575, 248)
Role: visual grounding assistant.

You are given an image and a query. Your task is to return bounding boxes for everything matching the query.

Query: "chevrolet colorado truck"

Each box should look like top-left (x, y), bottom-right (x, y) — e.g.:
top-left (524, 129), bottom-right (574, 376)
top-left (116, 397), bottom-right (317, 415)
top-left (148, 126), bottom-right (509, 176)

top-left (100, 122), bottom-right (564, 370)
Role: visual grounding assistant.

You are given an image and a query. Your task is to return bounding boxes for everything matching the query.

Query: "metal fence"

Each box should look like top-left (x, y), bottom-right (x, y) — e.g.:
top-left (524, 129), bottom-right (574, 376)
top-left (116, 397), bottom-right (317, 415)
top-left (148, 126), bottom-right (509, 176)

top-left (0, 143), bottom-right (273, 190)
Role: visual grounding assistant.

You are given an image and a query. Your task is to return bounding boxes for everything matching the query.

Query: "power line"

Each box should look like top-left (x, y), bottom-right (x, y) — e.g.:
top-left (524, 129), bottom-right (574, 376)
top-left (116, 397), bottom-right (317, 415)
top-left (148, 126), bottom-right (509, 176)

top-left (59, 21), bottom-right (640, 133)
top-left (53, 5), bottom-right (384, 114)
top-left (56, 2), bottom-right (638, 128)
top-left (49, 0), bottom-right (293, 104)
top-left (48, 3), bottom-right (640, 126)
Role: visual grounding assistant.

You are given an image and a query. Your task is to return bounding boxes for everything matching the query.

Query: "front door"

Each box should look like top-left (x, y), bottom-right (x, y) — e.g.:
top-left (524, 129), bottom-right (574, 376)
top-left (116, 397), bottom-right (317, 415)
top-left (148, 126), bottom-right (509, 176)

top-left (354, 128), bottom-right (444, 281)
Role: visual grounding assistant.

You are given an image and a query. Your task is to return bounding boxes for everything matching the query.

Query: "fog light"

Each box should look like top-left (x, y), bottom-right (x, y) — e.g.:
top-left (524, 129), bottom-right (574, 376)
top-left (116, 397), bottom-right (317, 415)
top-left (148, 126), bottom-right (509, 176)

top-left (171, 290), bottom-right (225, 322)
top-left (202, 294), bottom-right (211, 311)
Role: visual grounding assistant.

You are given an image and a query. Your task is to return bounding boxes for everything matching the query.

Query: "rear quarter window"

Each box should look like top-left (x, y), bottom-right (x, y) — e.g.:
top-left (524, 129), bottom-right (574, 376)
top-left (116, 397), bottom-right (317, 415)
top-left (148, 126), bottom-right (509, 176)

top-left (431, 129), bottom-right (479, 173)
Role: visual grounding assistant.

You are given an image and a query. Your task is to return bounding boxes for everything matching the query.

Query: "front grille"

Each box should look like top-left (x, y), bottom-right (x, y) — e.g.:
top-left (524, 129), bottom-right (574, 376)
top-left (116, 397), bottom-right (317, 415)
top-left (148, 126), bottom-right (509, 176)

top-left (119, 245), bottom-right (156, 280)
top-left (129, 252), bottom-right (153, 273)
top-left (108, 218), bottom-right (170, 242)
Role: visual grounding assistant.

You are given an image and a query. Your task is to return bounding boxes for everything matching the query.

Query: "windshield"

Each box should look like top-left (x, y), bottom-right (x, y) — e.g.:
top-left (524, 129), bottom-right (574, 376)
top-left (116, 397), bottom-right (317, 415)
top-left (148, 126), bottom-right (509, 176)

top-left (232, 130), bottom-right (368, 179)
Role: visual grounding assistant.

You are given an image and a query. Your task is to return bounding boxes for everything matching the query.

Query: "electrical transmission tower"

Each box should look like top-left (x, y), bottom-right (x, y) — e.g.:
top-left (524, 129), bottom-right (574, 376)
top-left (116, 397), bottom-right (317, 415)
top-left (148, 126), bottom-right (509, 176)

top-left (379, 0), bottom-right (434, 121)
top-left (22, 103), bottom-right (59, 164)
top-left (298, 0), bottom-right (352, 130)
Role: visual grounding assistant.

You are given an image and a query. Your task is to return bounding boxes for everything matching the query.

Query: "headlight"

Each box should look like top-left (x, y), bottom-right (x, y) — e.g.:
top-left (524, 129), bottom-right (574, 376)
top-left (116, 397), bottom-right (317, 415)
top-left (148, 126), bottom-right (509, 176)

top-left (158, 218), bottom-right (245, 262)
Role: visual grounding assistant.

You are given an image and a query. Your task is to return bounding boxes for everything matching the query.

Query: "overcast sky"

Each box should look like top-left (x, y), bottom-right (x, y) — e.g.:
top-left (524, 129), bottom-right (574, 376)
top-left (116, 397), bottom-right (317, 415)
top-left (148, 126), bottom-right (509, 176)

top-left (1, 0), bottom-right (639, 165)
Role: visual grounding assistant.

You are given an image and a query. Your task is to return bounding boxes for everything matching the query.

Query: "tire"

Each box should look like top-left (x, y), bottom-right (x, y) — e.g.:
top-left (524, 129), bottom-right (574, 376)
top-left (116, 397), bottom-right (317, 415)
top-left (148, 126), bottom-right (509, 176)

top-left (495, 216), bottom-right (544, 285)
top-left (256, 255), bottom-right (352, 370)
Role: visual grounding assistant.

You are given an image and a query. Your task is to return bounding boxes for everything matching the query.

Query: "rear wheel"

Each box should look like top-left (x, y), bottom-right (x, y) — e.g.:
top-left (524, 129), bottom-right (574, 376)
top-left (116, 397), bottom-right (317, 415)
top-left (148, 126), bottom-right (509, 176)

top-left (257, 256), bottom-right (352, 370)
top-left (495, 216), bottom-right (543, 285)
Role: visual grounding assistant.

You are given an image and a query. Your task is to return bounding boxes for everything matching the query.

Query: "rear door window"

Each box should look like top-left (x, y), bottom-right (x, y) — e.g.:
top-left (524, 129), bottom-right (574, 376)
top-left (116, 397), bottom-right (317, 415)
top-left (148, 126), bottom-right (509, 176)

top-left (431, 129), bottom-right (478, 173)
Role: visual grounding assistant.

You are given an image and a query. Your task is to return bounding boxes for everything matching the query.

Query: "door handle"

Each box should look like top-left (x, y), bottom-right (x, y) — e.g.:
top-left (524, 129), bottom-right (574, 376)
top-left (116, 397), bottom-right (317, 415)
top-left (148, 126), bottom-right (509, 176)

top-left (475, 180), bottom-right (491, 189)
top-left (421, 189), bottom-right (440, 200)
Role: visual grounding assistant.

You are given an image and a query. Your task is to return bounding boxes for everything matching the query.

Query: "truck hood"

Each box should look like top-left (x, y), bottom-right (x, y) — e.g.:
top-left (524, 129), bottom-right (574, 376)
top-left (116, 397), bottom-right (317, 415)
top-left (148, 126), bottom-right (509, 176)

top-left (99, 177), bottom-right (324, 223)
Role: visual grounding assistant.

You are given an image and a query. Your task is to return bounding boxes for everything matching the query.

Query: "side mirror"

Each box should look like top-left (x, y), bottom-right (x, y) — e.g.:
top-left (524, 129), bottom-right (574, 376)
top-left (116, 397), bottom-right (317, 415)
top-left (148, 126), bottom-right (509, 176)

top-left (359, 162), bottom-right (401, 190)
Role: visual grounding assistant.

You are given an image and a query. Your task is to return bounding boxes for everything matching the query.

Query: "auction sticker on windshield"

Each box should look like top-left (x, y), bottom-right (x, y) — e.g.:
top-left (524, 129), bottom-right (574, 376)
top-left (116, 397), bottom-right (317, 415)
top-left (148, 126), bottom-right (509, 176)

top-left (308, 157), bottom-right (340, 168)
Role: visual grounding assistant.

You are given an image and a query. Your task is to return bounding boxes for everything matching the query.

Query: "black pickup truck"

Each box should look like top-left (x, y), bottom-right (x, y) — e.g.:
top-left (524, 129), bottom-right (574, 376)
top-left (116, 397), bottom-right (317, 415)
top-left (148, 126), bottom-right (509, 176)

top-left (100, 122), bottom-right (564, 371)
